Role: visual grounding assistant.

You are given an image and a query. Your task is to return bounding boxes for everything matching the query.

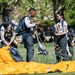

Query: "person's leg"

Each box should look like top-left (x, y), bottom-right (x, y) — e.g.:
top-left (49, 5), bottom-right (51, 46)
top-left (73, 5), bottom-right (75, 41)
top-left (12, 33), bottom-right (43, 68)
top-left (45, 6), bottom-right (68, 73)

top-left (24, 34), bottom-right (34, 62)
top-left (59, 37), bottom-right (69, 61)
top-left (9, 47), bottom-right (23, 62)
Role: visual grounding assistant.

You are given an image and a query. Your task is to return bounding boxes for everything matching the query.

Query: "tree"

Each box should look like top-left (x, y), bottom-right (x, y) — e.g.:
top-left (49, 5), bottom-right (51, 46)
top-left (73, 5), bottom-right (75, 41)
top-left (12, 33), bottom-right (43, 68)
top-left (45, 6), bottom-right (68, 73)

top-left (0, 0), bottom-right (20, 20)
top-left (51, 0), bottom-right (75, 26)
top-left (0, 0), bottom-right (54, 27)
top-left (63, 0), bottom-right (75, 26)
top-left (52, 0), bottom-right (64, 22)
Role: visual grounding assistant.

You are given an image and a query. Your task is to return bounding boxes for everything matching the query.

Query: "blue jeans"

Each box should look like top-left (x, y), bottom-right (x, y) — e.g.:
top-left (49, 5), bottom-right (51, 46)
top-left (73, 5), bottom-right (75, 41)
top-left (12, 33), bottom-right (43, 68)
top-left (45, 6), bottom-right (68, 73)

top-left (23, 33), bottom-right (34, 62)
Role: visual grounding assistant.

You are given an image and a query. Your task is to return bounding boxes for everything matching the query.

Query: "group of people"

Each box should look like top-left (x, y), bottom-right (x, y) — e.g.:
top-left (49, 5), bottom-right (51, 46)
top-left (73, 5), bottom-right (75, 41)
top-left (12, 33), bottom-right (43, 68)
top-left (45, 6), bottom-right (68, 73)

top-left (0, 8), bottom-right (74, 63)
top-left (48, 11), bottom-right (74, 63)
top-left (0, 8), bottom-right (40, 62)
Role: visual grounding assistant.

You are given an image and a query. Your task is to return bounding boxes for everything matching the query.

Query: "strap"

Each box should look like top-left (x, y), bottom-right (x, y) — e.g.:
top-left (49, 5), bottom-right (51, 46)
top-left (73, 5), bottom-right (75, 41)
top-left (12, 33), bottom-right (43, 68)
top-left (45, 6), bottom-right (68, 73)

top-left (61, 20), bottom-right (64, 32)
top-left (61, 20), bottom-right (64, 28)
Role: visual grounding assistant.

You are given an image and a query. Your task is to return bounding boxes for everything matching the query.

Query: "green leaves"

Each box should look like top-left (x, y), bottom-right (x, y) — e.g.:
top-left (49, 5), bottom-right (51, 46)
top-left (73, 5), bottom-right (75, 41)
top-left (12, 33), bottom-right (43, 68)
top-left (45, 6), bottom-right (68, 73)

top-left (63, 0), bottom-right (75, 26)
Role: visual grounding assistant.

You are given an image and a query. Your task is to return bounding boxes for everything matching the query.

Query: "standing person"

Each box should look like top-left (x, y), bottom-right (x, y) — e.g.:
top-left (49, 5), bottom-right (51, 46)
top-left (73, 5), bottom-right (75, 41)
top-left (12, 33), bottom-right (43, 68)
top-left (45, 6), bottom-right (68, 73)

top-left (54, 10), bottom-right (69, 63)
top-left (8, 8), bottom-right (40, 62)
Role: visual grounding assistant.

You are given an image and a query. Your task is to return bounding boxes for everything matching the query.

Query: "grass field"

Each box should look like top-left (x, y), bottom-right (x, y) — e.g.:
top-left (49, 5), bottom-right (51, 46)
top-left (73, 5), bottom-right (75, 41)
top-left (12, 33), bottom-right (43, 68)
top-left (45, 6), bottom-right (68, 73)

top-left (17, 42), bottom-right (75, 75)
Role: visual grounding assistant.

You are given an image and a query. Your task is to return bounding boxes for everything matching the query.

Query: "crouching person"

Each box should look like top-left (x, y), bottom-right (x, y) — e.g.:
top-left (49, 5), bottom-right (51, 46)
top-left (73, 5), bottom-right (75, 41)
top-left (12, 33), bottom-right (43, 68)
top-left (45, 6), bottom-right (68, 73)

top-left (0, 16), bottom-right (23, 62)
top-left (54, 44), bottom-right (61, 63)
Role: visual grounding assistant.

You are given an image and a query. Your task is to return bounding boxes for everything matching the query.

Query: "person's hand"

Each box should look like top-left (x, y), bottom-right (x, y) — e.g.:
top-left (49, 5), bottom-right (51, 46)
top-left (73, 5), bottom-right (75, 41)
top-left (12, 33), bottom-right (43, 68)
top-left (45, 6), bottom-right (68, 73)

top-left (55, 33), bottom-right (58, 36)
top-left (68, 52), bottom-right (72, 57)
top-left (47, 27), bottom-right (50, 30)
top-left (72, 43), bottom-right (74, 46)
top-left (35, 22), bottom-right (40, 25)
top-left (6, 43), bottom-right (10, 46)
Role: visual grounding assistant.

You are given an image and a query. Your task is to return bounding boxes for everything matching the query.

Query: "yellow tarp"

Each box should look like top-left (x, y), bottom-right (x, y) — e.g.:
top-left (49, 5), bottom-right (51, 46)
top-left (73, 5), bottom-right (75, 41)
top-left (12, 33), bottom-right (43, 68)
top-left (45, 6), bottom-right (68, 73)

top-left (0, 46), bottom-right (75, 74)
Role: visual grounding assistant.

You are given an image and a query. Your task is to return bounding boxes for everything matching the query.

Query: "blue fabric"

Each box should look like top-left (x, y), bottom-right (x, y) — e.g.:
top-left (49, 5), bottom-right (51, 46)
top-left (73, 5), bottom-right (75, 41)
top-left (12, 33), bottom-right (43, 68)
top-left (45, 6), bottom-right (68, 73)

top-left (23, 33), bottom-right (34, 62)
top-left (9, 47), bottom-right (23, 62)
top-left (3, 16), bottom-right (9, 22)
top-left (68, 28), bottom-right (74, 36)
top-left (15, 15), bottom-right (31, 36)
top-left (50, 26), bottom-right (55, 33)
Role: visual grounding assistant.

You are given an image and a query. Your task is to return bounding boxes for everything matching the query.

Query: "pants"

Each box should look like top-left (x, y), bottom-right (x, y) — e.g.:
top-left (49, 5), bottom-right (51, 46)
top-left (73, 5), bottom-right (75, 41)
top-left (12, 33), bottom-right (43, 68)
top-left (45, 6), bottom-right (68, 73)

top-left (55, 36), bottom-right (68, 63)
top-left (9, 47), bottom-right (23, 62)
top-left (59, 36), bottom-right (69, 61)
top-left (23, 33), bottom-right (34, 62)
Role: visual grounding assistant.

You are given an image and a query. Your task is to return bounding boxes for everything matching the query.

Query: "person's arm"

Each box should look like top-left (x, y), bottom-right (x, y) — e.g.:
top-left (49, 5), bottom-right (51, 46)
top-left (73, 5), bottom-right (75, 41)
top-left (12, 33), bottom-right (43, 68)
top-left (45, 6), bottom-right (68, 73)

top-left (66, 44), bottom-right (72, 57)
top-left (25, 17), bottom-right (40, 28)
top-left (25, 17), bottom-right (35, 28)
top-left (9, 32), bottom-right (17, 45)
top-left (71, 38), bottom-right (74, 46)
top-left (55, 21), bottom-right (68, 36)
top-left (7, 26), bottom-right (19, 46)
top-left (1, 26), bottom-right (8, 45)
top-left (55, 32), bottom-right (66, 36)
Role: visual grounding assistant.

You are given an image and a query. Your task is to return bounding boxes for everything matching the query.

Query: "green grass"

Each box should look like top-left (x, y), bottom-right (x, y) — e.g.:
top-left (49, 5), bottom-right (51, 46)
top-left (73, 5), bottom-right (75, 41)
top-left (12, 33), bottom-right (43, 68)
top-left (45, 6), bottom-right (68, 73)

top-left (17, 42), bottom-right (75, 75)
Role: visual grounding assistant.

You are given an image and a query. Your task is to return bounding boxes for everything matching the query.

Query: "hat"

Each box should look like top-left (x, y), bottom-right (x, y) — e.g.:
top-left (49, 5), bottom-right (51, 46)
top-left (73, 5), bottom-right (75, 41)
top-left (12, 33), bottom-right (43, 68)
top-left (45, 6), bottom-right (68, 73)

top-left (3, 16), bottom-right (9, 22)
top-left (2, 21), bottom-right (11, 25)
top-left (68, 28), bottom-right (74, 36)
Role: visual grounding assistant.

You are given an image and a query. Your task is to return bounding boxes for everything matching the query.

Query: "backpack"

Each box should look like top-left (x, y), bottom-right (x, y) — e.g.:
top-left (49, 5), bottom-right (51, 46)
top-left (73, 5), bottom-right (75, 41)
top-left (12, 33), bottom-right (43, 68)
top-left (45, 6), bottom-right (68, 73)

top-left (15, 16), bottom-right (27, 36)
top-left (9, 47), bottom-right (23, 62)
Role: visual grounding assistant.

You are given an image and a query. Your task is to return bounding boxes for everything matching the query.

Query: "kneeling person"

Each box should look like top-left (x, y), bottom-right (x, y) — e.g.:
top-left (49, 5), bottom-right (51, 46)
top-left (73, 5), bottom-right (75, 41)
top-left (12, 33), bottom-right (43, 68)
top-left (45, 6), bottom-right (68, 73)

top-left (0, 16), bottom-right (23, 62)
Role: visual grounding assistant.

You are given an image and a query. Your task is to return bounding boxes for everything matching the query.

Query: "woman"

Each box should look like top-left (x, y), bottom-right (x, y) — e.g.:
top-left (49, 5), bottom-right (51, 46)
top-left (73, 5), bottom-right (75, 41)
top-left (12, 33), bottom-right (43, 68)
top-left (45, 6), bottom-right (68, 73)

top-left (54, 11), bottom-right (70, 63)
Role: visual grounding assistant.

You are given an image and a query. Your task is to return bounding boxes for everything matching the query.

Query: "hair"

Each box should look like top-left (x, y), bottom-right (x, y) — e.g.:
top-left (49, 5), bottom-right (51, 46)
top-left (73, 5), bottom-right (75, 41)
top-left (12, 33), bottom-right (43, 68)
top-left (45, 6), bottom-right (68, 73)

top-left (29, 8), bottom-right (36, 13)
top-left (57, 10), bottom-right (65, 19)
top-left (38, 25), bottom-right (43, 28)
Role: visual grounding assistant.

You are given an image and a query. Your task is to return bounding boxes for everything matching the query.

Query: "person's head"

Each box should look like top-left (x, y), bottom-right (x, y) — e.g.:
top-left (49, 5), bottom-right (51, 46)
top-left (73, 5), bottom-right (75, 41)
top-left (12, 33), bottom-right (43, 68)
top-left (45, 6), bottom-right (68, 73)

top-left (3, 16), bottom-right (10, 27)
top-left (56, 11), bottom-right (64, 21)
top-left (68, 28), bottom-right (74, 37)
top-left (3, 16), bottom-right (9, 22)
top-left (38, 25), bottom-right (43, 31)
top-left (29, 8), bottom-right (36, 17)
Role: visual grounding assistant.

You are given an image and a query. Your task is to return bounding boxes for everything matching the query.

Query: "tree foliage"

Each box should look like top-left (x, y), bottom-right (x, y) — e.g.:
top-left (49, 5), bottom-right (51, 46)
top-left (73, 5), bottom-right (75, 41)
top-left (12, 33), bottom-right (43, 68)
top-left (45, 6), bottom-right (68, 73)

top-left (63, 0), bottom-right (75, 26)
top-left (0, 0), bottom-right (75, 27)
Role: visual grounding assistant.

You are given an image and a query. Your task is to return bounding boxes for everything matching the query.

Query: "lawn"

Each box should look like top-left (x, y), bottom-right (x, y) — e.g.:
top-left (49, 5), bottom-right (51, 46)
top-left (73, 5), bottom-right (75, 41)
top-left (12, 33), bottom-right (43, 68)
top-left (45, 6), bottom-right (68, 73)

top-left (17, 42), bottom-right (75, 75)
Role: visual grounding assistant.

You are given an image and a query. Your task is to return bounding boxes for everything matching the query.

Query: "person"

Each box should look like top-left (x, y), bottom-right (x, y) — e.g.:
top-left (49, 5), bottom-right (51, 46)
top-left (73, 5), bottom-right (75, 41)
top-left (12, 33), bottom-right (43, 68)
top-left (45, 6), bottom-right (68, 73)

top-left (0, 16), bottom-right (23, 62)
top-left (37, 25), bottom-right (45, 42)
top-left (0, 16), bottom-right (17, 48)
top-left (48, 26), bottom-right (55, 42)
top-left (67, 28), bottom-right (74, 60)
top-left (7, 8), bottom-right (40, 62)
top-left (54, 10), bottom-right (69, 63)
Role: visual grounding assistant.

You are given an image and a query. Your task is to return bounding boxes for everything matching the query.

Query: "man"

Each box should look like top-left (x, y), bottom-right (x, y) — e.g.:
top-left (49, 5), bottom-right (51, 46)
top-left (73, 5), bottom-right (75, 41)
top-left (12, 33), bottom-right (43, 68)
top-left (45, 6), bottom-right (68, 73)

top-left (8, 8), bottom-right (40, 62)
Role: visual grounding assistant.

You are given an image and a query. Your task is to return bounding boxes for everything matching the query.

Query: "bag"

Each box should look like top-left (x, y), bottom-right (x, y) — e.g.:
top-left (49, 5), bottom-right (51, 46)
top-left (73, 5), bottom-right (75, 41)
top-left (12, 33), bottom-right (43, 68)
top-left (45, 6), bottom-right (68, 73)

top-left (15, 16), bottom-right (27, 36)
top-left (9, 47), bottom-right (23, 62)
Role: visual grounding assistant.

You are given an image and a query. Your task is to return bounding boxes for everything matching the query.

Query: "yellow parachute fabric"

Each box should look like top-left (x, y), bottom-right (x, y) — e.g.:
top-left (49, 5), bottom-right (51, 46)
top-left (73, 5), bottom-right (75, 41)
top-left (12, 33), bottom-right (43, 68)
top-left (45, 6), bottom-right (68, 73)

top-left (0, 46), bottom-right (15, 63)
top-left (0, 46), bottom-right (75, 74)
